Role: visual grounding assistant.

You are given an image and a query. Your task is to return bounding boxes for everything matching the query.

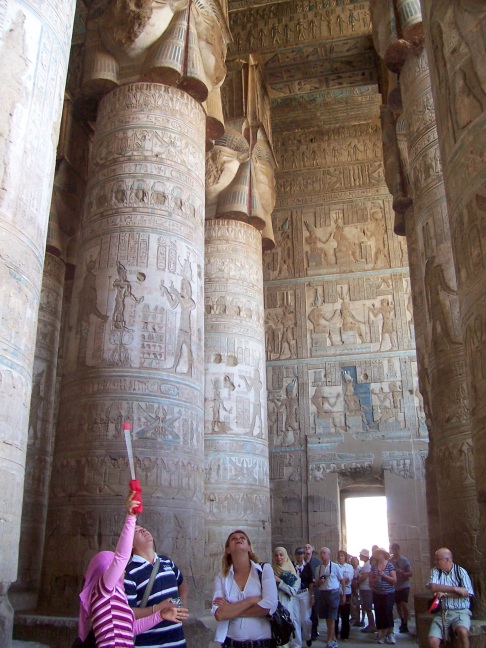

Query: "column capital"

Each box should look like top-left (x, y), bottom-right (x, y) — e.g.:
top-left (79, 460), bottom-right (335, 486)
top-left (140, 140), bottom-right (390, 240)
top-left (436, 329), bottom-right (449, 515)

top-left (76, 0), bottom-right (231, 123)
top-left (370, 0), bottom-right (424, 72)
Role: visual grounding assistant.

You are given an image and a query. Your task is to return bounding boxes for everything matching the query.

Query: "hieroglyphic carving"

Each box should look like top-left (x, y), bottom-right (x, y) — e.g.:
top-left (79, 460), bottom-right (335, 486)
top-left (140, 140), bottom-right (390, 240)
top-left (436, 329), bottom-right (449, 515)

top-left (382, 452), bottom-right (414, 478)
top-left (309, 453), bottom-right (374, 480)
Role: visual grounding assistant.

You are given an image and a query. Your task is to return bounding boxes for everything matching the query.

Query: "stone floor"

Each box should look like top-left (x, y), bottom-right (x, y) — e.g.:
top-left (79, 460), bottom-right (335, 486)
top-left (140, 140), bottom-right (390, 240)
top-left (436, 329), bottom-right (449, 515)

top-left (12, 617), bottom-right (418, 648)
top-left (305, 618), bottom-right (417, 648)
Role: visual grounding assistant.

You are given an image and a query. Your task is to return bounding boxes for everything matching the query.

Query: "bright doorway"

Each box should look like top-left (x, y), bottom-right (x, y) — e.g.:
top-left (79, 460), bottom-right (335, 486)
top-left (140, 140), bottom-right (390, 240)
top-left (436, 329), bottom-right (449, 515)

top-left (344, 495), bottom-right (389, 559)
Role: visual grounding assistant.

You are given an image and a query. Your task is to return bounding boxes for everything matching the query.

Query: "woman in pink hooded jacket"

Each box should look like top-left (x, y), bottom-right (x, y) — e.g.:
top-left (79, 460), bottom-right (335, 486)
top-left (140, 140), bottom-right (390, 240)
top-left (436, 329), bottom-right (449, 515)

top-left (78, 491), bottom-right (188, 646)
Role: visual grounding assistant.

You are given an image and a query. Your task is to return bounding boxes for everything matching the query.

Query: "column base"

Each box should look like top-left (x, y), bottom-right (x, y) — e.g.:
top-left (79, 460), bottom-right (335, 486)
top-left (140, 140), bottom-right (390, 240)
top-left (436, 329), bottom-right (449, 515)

top-left (0, 582), bottom-right (14, 648)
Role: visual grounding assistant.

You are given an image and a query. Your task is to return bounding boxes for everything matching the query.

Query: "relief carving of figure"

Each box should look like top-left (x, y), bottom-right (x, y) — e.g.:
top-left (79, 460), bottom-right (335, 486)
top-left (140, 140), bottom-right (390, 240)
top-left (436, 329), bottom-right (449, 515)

top-left (160, 276), bottom-right (196, 374)
top-left (242, 367), bottom-right (263, 438)
top-left (278, 304), bottom-right (297, 359)
top-left (368, 298), bottom-right (397, 350)
top-left (333, 213), bottom-right (360, 264)
top-left (28, 369), bottom-right (45, 445)
top-left (311, 383), bottom-right (340, 418)
top-left (424, 255), bottom-right (460, 349)
top-left (365, 209), bottom-right (389, 266)
top-left (211, 378), bottom-right (232, 433)
top-left (112, 261), bottom-right (144, 331)
top-left (341, 299), bottom-right (366, 343)
top-left (77, 258), bottom-right (109, 332)
top-left (342, 370), bottom-right (368, 429)
top-left (279, 377), bottom-right (300, 446)
top-left (304, 220), bottom-right (336, 265)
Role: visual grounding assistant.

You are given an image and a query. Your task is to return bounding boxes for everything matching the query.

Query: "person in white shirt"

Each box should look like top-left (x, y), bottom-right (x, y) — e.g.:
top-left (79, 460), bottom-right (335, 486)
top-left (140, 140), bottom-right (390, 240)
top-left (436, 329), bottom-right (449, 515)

top-left (335, 550), bottom-right (354, 641)
top-left (358, 549), bottom-right (376, 633)
top-left (315, 547), bottom-right (346, 648)
top-left (212, 530), bottom-right (278, 648)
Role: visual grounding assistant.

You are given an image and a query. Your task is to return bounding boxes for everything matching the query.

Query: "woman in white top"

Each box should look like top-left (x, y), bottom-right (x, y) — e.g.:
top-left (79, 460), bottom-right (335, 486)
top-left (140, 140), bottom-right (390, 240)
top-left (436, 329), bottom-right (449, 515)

top-left (273, 547), bottom-right (301, 648)
top-left (212, 529), bottom-right (278, 648)
top-left (335, 550), bottom-right (355, 640)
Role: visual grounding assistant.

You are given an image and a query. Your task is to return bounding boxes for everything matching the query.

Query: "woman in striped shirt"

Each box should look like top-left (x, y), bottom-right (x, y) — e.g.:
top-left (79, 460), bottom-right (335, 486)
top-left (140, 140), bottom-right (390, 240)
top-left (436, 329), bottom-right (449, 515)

top-left (78, 491), bottom-right (188, 646)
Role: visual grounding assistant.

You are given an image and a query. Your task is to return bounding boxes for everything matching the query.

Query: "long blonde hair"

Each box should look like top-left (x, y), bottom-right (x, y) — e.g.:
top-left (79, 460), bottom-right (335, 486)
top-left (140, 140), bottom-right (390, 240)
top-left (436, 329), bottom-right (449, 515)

top-left (221, 529), bottom-right (260, 576)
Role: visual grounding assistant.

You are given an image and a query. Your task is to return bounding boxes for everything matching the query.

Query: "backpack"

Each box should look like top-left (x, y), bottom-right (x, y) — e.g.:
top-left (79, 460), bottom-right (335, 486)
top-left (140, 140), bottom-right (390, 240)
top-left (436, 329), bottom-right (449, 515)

top-left (257, 563), bottom-right (296, 646)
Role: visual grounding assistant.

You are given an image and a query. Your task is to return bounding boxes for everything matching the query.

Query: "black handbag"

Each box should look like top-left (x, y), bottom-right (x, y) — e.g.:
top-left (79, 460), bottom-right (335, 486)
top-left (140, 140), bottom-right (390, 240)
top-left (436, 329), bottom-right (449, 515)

top-left (257, 563), bottom-right (296, 646)
top-left (268, 600), bottom-right (296, 646)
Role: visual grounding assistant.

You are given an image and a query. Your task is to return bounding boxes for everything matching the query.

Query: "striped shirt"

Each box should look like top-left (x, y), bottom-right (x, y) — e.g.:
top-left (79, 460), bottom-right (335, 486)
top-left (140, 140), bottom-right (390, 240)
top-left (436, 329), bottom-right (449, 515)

top-left (125, 554), bottom-right (186, 647)
top-left (91, 577), bottom-right (135, 647)
top-left (428, 565), bottom-right (474, 610)
top-left (370, 562), bottom-right (396, 594)
top-left (87, 515), bottom-right (164, 647)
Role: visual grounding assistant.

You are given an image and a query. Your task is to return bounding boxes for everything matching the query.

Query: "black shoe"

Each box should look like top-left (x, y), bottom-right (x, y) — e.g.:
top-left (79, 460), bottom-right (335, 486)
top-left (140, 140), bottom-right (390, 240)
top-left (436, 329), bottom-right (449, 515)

top-left (399, 625), bottom-right (409, 633)
top-left (307, 642), bottom-right (313, 647)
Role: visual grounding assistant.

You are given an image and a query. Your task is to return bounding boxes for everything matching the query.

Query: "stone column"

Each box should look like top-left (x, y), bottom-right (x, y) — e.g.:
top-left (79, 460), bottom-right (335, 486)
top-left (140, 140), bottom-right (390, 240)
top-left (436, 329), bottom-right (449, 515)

top-left (14, 151), bottom-right (86, 608)
top-left (204, 219), bottom-right (270, 581)
top-left (0, 1), bottom-right (75, 643)
top-left (420, 0), bottom-right (486, 611)
top-left (371, 0), bottom-right (480, 587)
top-left (41, 1), bottom-right (230, 614)
top-left (203, 57), bottom-right (275, 600)
top-left (41, 82), bottom-right (207, 613)
top-left (15, 252), bottom-right (65, 609)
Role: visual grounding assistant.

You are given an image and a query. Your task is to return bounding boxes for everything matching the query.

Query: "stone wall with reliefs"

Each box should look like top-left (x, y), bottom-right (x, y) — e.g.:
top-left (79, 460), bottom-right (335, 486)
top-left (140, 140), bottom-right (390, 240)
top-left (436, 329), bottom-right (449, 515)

top-left (262, 72), bottom-right (429, 589)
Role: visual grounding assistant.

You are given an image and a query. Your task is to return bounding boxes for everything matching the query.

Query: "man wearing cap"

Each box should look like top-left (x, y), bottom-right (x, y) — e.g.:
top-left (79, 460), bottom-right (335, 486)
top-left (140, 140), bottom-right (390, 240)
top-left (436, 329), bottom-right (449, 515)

top-left (294, 547), bottom-right (315, 647)
top-left (304, 543), bottom-right (321, 642)
top-left (315, 547), bottom-right (346, 648)
top-left (427, 547), bottom-right (474, 648)
top-left (358, 548), bottom-right (376, 634)
top-left (390, 543), bottom-right (412, 633)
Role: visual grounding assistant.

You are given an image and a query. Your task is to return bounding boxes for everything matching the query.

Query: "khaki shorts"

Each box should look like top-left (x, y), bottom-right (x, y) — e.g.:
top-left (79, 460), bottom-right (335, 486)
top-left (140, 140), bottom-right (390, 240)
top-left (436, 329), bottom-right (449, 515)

top-left (428, 609), bottom-right (472, 639)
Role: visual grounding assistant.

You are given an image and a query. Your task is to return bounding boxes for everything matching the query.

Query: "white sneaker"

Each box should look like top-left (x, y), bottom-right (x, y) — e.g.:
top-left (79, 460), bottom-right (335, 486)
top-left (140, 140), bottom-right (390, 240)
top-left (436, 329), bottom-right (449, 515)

top-left (386, 633), bottom-right (396, 644)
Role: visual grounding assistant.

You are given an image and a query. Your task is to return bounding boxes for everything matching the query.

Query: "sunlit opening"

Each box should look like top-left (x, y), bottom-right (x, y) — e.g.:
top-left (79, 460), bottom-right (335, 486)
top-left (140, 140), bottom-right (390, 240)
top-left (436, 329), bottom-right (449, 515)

top-left (345, 496), bottom-right (389, 559)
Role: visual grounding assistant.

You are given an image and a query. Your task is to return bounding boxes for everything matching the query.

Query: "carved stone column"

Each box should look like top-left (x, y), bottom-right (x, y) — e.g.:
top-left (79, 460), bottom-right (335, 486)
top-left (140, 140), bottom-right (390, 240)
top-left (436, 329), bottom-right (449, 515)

top-left (400, 48), bottom-right (479, 576)
top-left (372, 0), bottom-right (480, 588)
top-left (204, 219), bottom-right (270, 590)
top-left (42, 1), bottom-right (230, 614)
top-left (420, 1), bottom-right (486, 611)
top-left (203, 57), bottom-right (274, 598)
top-left (42, 83), bottom-right (206, 613)
top-left (14, 253), bottom-right (65, 609)
top-left (0, 1), bottom-right (75, 642)
top-left (14, 150), bottom-right (86, 608)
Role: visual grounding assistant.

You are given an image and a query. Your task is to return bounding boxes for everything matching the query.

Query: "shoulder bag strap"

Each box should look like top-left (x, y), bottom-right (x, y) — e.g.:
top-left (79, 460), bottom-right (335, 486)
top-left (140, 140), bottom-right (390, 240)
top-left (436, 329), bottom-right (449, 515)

top-left (140, 557), bottom-right (160, 608)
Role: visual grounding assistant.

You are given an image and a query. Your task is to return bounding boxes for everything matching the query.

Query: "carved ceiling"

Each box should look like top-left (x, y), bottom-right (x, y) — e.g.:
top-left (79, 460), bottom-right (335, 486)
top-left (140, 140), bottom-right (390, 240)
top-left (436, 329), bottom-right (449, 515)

top-left (227, 0), bottom-right (379, 102)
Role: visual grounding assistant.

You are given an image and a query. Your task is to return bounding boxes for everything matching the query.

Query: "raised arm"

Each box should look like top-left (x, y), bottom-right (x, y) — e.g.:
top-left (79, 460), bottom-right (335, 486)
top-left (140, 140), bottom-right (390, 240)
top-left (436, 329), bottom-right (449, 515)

top-left (102, 492), bottom-right (140, 592)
